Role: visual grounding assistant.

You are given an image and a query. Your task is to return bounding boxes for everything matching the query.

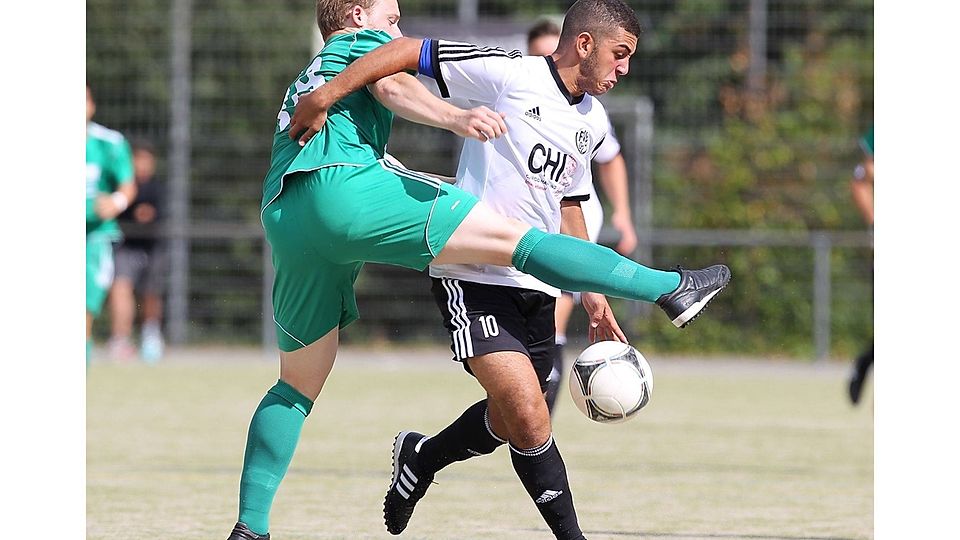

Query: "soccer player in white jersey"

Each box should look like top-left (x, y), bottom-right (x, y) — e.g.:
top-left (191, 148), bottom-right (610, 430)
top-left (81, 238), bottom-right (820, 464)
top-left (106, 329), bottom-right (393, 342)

top-left (527, 19), bottom-right (640, 416)
top-left (287, 1), bottom-right (729, 539)
top-left (414, 13), bottom-right (630, 537)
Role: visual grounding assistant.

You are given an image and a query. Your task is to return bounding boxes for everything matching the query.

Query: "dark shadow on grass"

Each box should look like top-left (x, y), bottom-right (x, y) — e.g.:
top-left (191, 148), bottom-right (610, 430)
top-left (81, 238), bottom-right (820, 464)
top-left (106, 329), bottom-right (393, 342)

top-left (578, 462), bottom-right (817, 476)
top-left (138, 465), bottom-right (521, 483)
top-left (141, 462), bottom-right (827, 481)
top-left (519, 527), bottom-right (857, 540)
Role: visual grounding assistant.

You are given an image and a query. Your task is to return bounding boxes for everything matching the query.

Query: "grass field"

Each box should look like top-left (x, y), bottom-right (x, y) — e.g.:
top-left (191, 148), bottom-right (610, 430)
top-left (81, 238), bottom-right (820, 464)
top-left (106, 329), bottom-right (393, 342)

top-left (87, 346), bottom-right (873, 540)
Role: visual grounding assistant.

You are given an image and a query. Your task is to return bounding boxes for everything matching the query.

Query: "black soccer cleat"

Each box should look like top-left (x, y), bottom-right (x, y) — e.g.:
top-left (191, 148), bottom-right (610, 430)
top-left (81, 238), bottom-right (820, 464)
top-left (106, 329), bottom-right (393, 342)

top-left (848, 370), bottom-right (865, 405)
top-left (227, 522), bottom-right (270, 540)
top-left (847, 346), bottom-right (873, 405)
top-left (656, 265), bottom-right (731, 328)
top-left (383, 431), bottom-right (434, 535)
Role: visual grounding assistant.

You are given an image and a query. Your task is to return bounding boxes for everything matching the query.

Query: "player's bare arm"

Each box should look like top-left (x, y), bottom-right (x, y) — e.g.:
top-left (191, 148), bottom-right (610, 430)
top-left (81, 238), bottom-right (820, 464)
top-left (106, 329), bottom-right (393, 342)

top-left (850, 157), bottom-right (874, 226)
top-left (368, 73), bottom-right (506, 143)
top-left (95, 180), bottom-right (137, 220)
top-left (560, 200), bottom-right (627, 343)
top-left (596, 153), bottom-right (638, 254)
top-left (289, 36), bottom-right (424, 145)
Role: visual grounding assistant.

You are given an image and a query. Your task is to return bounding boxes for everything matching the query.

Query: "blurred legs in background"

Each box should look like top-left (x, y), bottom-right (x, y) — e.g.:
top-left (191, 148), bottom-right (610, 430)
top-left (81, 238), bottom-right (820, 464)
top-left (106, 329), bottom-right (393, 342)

top-left (545, 292), bottom-right (576, 415)
top-left (109, 245), bottom-right (166, 364)
top-left (848, 343), bottom-right (873, 405)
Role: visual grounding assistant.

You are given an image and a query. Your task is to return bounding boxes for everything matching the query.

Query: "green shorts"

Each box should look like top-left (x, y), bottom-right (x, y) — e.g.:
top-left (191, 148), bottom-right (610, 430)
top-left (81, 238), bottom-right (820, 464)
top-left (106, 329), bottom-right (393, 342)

top-left (261, 159), bottom-right (478, 351)
top-left (86, 235), bottom-right (115, 316)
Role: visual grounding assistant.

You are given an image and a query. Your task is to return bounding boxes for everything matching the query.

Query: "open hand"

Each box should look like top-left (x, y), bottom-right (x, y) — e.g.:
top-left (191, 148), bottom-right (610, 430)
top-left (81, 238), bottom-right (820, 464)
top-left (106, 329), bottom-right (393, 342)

top-left (94, 194), bottom-right (124, 220)
top-left (580, 292), bottom-right (627, 343)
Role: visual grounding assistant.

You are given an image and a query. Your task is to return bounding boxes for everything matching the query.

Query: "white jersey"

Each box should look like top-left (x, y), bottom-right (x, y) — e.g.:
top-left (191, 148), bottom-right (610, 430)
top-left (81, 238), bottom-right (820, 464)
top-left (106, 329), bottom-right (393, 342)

top-left (416, 75), bottom-right (622, 244)
top-left (423, 41), bottom-right (611, 296)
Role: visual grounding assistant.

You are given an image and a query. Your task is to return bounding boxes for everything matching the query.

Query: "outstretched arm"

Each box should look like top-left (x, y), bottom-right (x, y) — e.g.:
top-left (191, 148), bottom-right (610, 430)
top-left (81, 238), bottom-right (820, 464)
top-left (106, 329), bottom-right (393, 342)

top-left (560, 201), bottom-right (627, 344)
top-left (595, 153), bottom-right (637, 255)
top-left (288, 37), bottom-right (423, 145)
top-left (369, 73), bottom-right (506, 143)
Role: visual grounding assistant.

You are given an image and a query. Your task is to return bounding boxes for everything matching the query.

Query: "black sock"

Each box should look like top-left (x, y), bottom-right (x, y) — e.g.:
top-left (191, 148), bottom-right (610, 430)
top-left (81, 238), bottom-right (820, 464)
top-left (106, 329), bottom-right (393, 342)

top-left (854, 344), bottom-right (874, 377)
top-left (417, 400), bottom-right (506, 475)
top-left (849, 343), bottom-right (874, 404)
top-left (544, 344), bottom-right (565, 415)
top-left (510, 436), bottom-right (585, 540)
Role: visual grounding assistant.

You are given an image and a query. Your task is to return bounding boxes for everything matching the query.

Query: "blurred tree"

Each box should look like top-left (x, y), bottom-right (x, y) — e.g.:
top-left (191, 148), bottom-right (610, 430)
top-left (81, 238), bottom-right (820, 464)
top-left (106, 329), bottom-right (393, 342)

top-left (638, 0), bottom-right (874, 355)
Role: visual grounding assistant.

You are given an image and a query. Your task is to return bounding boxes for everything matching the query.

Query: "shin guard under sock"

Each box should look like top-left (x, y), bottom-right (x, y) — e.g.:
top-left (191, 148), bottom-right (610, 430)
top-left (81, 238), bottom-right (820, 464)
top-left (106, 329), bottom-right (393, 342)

top-left (237, 380), bottom-right (314, 535)
top-left (512, 228), bottom-right (680, 303)
top-left (417, 400), bottom-right (506, 475)
top-left (510, 436), bottom-right (585, 540)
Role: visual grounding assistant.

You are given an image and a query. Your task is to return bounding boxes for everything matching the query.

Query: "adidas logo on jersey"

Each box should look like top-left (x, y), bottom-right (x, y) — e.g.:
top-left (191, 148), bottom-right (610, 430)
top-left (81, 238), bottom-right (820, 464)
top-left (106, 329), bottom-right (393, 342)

top-left (525, 106), bottom-right (542, 121)
top-left (535, 489), bottom-right (563, 504)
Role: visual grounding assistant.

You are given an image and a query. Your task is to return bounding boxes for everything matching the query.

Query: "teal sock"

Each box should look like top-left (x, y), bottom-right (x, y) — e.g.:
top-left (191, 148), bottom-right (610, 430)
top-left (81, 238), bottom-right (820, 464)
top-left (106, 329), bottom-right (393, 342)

top-left (86, 339), bottom-right (92, 368)
top-left (512, 228), bottom-right (681, 303)
top-left (238, 380), bottom-right (314, 535)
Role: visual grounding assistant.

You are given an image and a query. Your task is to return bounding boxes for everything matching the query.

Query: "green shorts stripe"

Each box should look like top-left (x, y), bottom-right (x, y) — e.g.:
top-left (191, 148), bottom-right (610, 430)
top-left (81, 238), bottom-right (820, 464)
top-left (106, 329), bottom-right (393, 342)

top-left (379, 159), bottom-right (446, 257)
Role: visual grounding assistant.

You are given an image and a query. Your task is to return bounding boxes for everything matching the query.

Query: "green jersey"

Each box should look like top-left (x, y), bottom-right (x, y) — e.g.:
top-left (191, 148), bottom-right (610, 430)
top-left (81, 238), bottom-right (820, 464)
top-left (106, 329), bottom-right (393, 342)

top-left (86, 122), bottom-right (134, 238)
top-left (261, 29), bottom-right (395, 210)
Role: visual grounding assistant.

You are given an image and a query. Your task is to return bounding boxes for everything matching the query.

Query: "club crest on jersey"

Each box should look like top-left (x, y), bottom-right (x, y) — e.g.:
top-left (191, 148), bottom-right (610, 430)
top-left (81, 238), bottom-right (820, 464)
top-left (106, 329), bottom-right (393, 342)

top-left (575, 129), bottom-right (591, 154)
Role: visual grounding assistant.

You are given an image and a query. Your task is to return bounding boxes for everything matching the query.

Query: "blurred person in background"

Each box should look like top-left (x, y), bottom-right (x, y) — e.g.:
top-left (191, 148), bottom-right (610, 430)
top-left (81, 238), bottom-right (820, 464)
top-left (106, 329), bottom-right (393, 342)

top-left (848, 126), bottom-right (873, 405)
top-left (86, 84), bottom-right (137, 366)
top-left (108, 140), bottom-right (167, 364)
top-left (527, 19), bottom-right (639, 416)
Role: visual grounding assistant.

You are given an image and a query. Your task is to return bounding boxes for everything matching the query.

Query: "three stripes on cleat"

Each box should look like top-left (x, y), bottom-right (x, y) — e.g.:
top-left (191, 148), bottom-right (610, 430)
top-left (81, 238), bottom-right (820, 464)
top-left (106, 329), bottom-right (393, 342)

top-left (394, 463), bottom-right (419, 499)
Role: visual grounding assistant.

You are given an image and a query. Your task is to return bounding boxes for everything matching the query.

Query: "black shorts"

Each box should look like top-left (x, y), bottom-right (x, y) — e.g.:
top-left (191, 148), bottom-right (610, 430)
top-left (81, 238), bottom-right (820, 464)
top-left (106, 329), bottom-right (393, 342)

top-left (430, 277), bottom-right (557, 391)
top-left (114, 244), bottom-right (168, 295)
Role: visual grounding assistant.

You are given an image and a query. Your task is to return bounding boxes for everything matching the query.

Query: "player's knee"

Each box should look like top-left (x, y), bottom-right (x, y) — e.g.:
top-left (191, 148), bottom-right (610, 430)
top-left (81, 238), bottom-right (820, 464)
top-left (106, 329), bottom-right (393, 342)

top-left (503, 401), bottom-right (551, 447)
top-left (498, 217), bottom-right (530, 246)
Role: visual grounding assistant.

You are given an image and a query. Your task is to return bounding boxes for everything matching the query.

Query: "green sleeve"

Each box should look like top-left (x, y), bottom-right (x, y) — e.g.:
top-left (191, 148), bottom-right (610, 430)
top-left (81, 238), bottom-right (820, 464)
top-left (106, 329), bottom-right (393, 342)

top-left (347, 30), bottom-right (414, 75)
top-left (86, 198), bottom-right (99, 223)
top-left (110, 138), bottom-right (135, 187)
top-left (344, 29), bottom-right (393, 63)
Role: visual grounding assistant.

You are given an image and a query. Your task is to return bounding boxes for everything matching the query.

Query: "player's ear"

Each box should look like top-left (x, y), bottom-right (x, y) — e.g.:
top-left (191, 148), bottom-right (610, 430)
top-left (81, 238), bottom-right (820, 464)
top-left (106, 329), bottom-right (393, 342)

top-left (351, 4), bottom-right (366, 27)
top-left (576, 32), bottom-right (593, 59)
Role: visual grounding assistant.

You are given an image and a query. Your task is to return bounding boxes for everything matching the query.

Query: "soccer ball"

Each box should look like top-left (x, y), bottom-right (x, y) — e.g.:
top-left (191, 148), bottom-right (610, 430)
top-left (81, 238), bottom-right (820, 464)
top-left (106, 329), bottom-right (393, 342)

top-left (568, 341), bottom-right (654, 424)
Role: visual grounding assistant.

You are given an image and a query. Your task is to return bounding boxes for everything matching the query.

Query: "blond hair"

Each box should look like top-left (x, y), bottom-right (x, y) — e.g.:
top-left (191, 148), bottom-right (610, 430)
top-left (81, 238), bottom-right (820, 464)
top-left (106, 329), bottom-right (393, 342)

top-left (316, 0), bottom-right (378, 39)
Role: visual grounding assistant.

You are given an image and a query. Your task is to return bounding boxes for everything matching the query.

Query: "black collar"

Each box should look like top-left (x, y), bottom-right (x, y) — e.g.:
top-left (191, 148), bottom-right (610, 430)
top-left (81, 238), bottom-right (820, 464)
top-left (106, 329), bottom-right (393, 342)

top-left (544, 56), bottom-right (585, 106)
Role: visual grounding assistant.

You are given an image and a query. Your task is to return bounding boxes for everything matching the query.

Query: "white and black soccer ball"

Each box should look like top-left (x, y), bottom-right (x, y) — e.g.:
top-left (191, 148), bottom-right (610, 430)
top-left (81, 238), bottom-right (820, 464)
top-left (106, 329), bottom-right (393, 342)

top-left (568, 341), bottom-right (654, 424)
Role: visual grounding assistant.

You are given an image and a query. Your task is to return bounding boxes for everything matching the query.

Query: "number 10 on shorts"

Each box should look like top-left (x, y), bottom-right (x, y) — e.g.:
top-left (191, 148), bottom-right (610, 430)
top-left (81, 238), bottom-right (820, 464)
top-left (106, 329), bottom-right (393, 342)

top-left (478, 315), bottom-right (499, 338)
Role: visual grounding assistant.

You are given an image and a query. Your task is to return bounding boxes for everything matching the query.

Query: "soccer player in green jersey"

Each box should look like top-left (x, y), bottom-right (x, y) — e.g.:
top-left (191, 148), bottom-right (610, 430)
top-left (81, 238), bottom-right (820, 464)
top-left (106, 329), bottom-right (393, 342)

top-left (227, 0), bottom-right (729, 538)
top-left (229, 2), bottom-right (510, 538)
top-left (86, 84), bottom-right (136, 366)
